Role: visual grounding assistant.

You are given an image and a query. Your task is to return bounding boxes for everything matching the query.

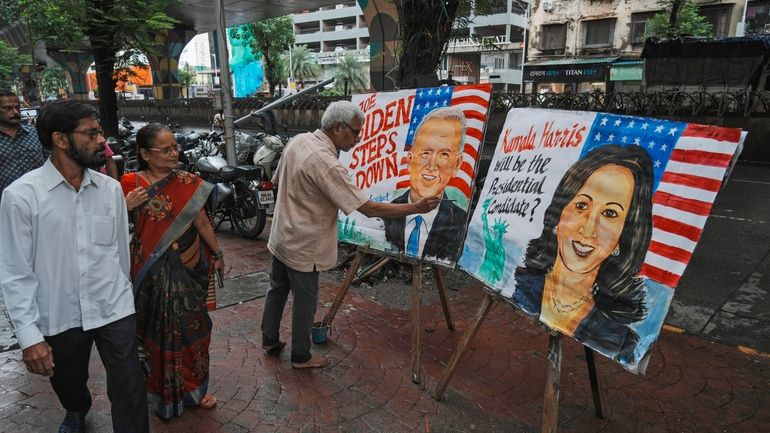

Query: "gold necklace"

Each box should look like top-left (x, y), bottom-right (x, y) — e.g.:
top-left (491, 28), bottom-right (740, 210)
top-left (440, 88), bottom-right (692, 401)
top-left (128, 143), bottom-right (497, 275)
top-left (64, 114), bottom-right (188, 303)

top-left (545, 273), bottom-right (592, 314)
top-left (143, 170), bottom-right (168, 184)
top-left (550, 290), bottom-right (590, 314)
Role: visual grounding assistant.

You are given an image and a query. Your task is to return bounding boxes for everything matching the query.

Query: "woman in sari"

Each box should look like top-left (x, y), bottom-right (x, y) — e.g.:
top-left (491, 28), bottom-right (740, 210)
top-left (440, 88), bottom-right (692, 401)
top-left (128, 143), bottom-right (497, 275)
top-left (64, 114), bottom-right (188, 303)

top-left (121, 123), bottom-right (224, 418)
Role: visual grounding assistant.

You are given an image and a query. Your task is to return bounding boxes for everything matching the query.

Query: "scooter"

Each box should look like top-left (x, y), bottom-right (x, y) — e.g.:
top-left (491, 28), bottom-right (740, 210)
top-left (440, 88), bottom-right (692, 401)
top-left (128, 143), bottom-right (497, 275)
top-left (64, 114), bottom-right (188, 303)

top-left (252, 133), bottom-right (285, 182)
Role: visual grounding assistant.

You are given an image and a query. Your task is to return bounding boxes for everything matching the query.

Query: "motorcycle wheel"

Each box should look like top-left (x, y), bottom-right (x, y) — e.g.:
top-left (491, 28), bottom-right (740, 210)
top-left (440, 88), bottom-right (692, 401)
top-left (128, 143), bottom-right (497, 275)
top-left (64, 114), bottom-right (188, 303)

top-left (230, 181), bottom-right (267, 238)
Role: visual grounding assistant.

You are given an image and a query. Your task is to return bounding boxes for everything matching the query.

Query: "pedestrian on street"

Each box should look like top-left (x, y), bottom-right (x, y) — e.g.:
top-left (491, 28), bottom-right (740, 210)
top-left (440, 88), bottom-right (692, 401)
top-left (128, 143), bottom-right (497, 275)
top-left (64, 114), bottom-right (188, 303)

top-left (0, 89), bottom-right (46, 204)
top-left (121, 124), bottom-right (223, 418)
top-left (262, 101), bottom-right (441, 369)
top-left (0, 99), bottom-right (149, 433)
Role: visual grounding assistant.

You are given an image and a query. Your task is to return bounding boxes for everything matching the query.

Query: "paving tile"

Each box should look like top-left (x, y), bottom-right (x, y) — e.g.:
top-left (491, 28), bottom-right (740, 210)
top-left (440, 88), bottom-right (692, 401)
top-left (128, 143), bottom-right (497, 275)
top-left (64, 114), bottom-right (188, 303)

top-left (1, 262), bottom-right (770, 433)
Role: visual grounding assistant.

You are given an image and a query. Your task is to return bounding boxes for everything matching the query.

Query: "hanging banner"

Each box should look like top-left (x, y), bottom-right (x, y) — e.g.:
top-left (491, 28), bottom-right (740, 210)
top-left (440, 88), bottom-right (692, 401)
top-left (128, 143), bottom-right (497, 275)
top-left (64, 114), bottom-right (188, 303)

top-left (338, 84), bottom-right (493, 267)
top-left (459, 108), bottom-right (745, 373)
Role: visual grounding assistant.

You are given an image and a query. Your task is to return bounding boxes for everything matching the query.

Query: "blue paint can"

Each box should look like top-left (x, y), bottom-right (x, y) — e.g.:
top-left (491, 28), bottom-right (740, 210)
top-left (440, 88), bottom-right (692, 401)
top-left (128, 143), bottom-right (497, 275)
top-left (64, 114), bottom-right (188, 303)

top-left (312, 321), bottom-right (330, 344)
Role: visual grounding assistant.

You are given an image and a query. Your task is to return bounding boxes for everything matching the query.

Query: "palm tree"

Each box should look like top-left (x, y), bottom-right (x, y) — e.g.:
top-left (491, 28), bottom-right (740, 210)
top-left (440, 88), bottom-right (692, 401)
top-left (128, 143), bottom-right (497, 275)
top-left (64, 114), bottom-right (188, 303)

top-left (333, 52), bottom-right (369, 95)
top-left (290, 45), bottom-right (320, 86)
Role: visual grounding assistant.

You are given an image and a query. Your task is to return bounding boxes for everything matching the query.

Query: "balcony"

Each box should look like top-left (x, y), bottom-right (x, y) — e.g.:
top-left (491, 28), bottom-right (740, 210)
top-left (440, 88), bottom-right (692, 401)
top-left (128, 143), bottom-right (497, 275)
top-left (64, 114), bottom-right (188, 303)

top-left (312, 49), bottom-right (370, 65)
top-left (482, 67), bottom-right (523, 85)
top-left (447, 34), bottom-right (520, 53)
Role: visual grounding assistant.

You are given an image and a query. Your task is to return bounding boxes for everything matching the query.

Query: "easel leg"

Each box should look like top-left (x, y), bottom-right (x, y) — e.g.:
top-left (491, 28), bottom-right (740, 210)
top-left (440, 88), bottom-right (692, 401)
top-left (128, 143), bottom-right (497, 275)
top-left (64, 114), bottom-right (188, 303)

top-left (541, 333), bottom-right (563, 433)
top-left (584, 347), bottom-right (607, 419)
top-left (432, 292), bottom-right (495, 401)
top-left (352, 257), bottom-right (390, 285)
top-left (322, 250), bottom-right (366, 326)
top-left (411, 263), bottom-right (422, 384)
top-left (432, 267), bottom-right (454, 330)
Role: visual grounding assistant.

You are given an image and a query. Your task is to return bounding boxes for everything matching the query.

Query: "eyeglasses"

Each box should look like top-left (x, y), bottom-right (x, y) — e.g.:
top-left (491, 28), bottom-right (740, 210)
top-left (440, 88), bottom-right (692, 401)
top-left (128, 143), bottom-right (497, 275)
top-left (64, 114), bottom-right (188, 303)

top-left (148, 145), bottom-right (181, 155)
top-left (342, 122), bottom-right (361, 137)
top-left (71, 128), bottom-right (104, 139)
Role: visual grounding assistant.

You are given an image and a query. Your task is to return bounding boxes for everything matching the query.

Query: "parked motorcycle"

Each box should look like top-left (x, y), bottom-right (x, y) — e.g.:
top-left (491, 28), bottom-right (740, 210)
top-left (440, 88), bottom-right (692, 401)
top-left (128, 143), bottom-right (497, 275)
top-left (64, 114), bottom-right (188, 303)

top-left (113, 117), bottom-right (140, 174)
top-left (195, 154), bottom-right (272, 238)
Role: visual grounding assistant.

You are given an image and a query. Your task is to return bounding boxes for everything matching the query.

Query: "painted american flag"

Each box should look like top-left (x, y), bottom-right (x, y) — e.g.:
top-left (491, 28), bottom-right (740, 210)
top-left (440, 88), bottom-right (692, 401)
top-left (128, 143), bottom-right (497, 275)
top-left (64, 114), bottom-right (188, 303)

top-left (395, 84), bottom-right (492, 199)
top-left (583, 114), bottom-right (743, 288)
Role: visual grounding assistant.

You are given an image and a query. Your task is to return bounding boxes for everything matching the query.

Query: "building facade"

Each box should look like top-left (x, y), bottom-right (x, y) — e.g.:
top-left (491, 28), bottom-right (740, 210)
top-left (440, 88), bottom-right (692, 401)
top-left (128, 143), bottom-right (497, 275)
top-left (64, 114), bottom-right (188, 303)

top-left (292, 2), bottom-right (370, 84)
top-left (524, 0), bottom-right (770, 93)
top-left (442, 1), bottom-right (529, 91)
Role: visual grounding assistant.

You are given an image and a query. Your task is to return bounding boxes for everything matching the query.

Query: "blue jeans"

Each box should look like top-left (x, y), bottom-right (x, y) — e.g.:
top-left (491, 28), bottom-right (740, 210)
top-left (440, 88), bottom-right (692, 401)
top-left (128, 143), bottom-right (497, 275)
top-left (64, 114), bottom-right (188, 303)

top-left (261, 256), bottom-right (320, 363)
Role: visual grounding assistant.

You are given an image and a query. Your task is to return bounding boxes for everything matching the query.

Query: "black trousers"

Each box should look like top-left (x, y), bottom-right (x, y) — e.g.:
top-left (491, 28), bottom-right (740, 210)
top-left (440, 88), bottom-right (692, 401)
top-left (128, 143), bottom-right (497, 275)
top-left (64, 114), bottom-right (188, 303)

top-left (44, 314), bottom-right (149, 433)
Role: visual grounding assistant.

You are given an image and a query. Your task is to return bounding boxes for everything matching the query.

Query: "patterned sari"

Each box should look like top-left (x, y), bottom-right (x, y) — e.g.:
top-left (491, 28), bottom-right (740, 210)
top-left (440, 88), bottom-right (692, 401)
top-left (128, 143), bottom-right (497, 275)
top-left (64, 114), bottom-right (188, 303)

top-left (120, 170), bottom-right (216, 419)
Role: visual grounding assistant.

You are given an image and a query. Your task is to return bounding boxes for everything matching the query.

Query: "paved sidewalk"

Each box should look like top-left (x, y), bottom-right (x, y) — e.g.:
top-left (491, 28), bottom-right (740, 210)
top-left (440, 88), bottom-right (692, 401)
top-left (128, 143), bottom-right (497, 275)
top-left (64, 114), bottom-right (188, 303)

top-left (2, 209), bottom-right (770, 432)
top-left (1, 276), bottom-right (769, 432)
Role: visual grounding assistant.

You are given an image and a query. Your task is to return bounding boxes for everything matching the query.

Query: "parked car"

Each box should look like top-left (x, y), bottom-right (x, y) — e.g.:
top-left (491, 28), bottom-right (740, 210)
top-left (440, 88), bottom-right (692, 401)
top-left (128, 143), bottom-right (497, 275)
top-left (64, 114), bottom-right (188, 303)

top-left (20, 107), bottom-right (38, 125)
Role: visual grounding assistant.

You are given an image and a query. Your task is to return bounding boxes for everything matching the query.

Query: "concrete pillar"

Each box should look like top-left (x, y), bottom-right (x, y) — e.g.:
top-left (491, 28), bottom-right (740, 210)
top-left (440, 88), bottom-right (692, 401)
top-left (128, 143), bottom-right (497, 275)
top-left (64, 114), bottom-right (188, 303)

top-left (358, 0), bottom-right (399, 91)
top-left (147, 26), bottom-right (198, 100)
top-left (46, 51), bottom-right (94, 101)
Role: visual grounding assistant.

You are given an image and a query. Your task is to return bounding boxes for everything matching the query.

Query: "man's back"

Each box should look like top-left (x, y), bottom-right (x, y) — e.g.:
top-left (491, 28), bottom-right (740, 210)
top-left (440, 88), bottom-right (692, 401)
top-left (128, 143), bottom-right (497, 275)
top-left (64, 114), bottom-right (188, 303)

top-left (268, 130), bottom-right (366, 272)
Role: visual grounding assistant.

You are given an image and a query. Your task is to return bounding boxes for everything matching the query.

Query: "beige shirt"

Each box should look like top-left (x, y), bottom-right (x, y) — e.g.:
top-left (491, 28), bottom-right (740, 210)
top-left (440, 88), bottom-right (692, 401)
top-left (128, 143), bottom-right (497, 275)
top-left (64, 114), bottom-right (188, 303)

top-left (268, 129), bottom-right (368, 272)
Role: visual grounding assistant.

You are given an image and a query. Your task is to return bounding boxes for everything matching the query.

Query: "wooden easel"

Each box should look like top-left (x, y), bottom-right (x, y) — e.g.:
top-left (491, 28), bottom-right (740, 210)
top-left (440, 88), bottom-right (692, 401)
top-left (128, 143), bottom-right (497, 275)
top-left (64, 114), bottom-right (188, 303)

top-left (322, 247), bottom-right (455, 384)
top-left (432, 292), bottom-right (608, 433)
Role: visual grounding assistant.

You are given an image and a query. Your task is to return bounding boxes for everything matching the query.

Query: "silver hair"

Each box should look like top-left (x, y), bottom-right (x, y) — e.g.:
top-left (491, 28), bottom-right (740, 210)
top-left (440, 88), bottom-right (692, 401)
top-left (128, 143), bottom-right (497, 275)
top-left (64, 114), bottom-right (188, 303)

top-left (321, 101), bottom-right (365, 131)
top-left (415, 106), bottom-right (467, 152)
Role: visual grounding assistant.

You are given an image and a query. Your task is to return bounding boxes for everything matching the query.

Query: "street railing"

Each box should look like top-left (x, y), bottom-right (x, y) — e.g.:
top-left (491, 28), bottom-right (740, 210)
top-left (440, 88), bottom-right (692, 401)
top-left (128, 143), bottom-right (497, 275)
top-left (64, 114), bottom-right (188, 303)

top-left (490, 90), bottom-right (770, 117)
top-left (118, 90), bottom-right (770, 121)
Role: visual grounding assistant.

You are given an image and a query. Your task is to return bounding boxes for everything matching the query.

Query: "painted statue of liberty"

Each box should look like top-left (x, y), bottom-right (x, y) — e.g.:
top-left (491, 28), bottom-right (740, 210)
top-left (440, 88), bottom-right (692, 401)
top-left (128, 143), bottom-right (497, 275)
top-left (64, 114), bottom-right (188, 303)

top-left (479, 197), bottom-right (508, 285)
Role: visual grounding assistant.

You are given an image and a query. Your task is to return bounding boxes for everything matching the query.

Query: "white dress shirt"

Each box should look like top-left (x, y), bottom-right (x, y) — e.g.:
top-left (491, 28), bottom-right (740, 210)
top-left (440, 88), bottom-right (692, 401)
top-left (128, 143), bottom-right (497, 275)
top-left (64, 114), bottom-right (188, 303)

top-left (0, 159), bottom-right (135, 350)
top-left (403, 196), bottom-right (439, 257)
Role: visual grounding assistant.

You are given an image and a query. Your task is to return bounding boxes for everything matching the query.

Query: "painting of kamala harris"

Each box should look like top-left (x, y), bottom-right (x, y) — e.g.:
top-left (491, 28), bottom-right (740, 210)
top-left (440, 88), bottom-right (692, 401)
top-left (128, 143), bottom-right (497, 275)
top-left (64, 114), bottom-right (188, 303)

top-left (513, 145), bottom-right (654, 371)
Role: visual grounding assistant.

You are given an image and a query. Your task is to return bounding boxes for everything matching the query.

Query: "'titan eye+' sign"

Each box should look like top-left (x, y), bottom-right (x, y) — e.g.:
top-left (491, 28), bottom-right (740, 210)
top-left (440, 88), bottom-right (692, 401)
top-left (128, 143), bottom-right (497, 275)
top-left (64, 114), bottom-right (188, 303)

top-left (524, 64), bottom-right (609, 83)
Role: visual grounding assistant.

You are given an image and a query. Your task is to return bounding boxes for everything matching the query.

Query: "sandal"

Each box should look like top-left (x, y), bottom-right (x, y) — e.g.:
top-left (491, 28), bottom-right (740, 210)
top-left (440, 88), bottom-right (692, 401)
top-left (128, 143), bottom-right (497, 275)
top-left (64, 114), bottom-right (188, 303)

top-left (199, 394), bottom-right (217, 409)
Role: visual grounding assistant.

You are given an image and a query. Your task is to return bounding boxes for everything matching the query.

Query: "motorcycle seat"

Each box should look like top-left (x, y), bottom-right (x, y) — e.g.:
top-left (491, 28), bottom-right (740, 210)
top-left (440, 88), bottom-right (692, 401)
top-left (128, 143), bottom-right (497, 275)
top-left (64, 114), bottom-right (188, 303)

top-left (218, 164), bottom-right (262, 182)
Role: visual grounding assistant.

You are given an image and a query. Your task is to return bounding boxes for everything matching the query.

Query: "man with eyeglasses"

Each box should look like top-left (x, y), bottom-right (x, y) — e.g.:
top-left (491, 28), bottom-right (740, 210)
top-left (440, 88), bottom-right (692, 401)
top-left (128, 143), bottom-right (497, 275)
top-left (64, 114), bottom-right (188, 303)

top-left (0, 100), bottom-right (149, 433)
top-left (0, 89), bottom-right (46, 204)
top-left (262, 101), bottom-right (441, 369)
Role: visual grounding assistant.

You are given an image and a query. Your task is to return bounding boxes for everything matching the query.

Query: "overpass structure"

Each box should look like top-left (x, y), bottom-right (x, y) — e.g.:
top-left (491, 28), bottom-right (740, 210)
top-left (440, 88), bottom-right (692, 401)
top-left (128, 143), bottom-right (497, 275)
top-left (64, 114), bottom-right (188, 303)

top-left (3, 0), bottom-right (344, 100)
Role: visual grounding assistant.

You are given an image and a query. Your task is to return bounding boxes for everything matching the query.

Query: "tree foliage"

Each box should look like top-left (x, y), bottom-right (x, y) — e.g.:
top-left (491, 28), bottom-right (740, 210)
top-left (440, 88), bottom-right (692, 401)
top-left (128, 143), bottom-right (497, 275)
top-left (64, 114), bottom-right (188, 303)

top-left (333, 52), bottom-right (368, 95)
top-left (177, 63), bottom-right (197, 94)
top-left (265, 53), bottom-right (289, 95)
top-left (6, 0), bottom-right (177, 136)
top-left (392, 0), bottom-right (503, 88)
top-left (645, 0), bottom-right (713, 39)
top-left (229, 16), bottom-right (295, 96)
top-left (0, 39), bottom-right (32, 89)
top-left (39, 66), bottom-right (69, 97)
top-left (290, 45), bottom-right (320, 85)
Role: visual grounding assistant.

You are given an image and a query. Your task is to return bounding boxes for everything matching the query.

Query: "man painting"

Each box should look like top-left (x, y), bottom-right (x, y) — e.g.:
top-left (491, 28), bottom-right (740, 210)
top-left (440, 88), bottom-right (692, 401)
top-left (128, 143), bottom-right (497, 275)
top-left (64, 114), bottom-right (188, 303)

top-left (261, 101), bottom-right (440, 369)
top-left (0, 100), bottom-right (149, 433)
top-left (0, 90), bottom-right (46, 203)
top-left (384, 107), bottom-right (468, 262)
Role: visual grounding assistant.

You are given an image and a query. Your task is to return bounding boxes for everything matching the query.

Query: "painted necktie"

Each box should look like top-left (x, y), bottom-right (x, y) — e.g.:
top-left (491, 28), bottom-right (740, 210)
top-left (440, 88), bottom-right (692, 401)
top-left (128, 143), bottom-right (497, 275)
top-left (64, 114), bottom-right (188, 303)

top-left (406, 215), bottom-right (424, 256)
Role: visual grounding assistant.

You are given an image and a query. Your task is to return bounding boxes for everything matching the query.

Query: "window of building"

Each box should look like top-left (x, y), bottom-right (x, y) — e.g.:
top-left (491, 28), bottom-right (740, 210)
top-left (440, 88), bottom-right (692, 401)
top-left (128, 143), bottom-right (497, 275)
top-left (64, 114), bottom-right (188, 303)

top-left (630, 11), bottom-right (659, 44)
top-left (540, 23), bottom-right (567, 55)
top-left (583, 19), bottom-right (615, 48)
top-left (700, 5), bottom-right (732, 37)
top-left (746, 0), bottom-right (770, 35)
top-left (508, 52), bottom-right (522, 70)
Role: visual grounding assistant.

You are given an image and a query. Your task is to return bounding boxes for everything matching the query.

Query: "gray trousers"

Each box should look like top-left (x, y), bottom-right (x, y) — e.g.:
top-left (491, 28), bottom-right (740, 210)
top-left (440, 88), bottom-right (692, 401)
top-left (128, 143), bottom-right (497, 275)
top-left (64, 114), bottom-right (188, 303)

top-left (261, 255), bottom-right (319, 363)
